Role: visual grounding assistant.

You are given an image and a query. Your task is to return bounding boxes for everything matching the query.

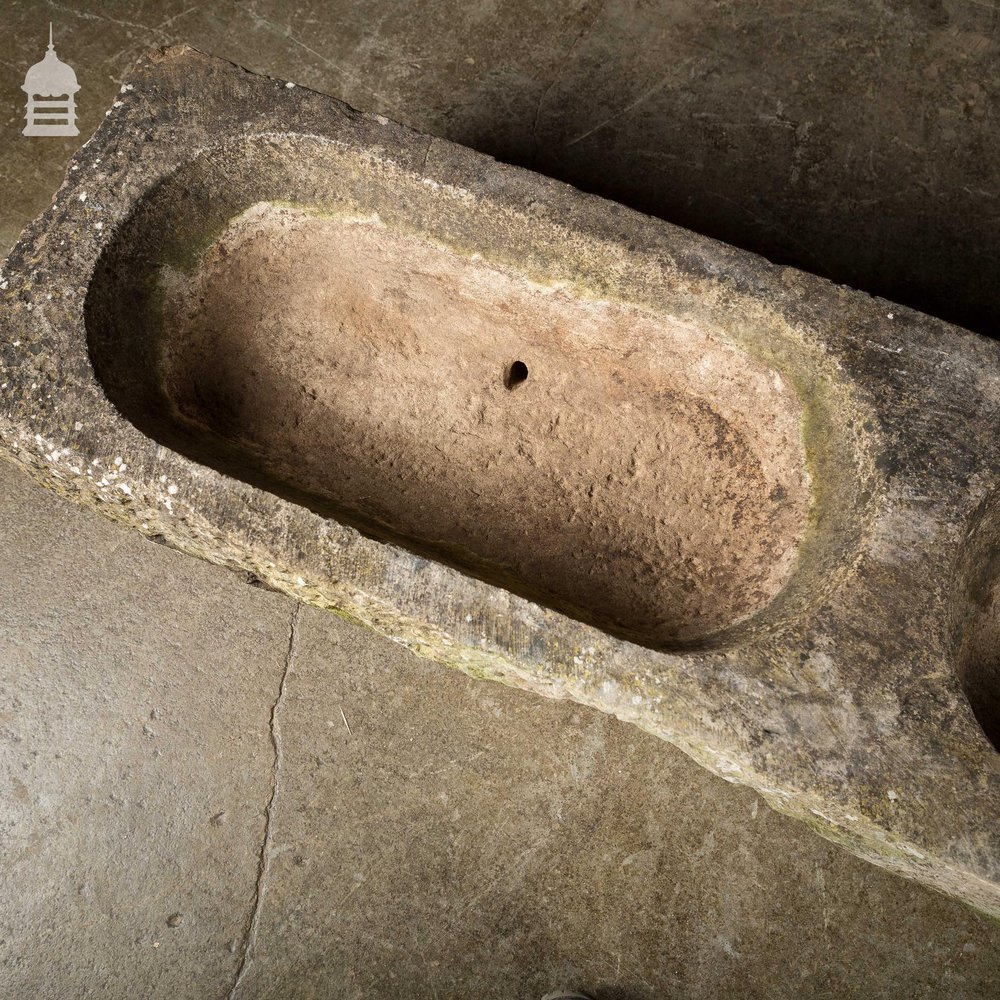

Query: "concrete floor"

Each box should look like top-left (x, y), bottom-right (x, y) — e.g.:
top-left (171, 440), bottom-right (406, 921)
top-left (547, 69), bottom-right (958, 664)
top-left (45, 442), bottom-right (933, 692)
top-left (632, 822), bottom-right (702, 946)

top-left (2, 2), bottom-right (1000, 997)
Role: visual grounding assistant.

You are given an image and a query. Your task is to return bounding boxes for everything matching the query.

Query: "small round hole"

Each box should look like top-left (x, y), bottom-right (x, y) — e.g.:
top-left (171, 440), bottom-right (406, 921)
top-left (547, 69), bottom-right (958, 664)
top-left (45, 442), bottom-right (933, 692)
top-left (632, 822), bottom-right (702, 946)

top-left (506, 360), bottom-right (528, 389)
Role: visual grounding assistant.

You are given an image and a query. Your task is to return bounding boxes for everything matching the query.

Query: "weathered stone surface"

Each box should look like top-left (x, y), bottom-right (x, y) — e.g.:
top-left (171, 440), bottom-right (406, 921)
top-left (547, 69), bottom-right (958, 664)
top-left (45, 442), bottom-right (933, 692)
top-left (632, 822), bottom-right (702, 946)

top-left (2, 46), bottom-right (999, 918)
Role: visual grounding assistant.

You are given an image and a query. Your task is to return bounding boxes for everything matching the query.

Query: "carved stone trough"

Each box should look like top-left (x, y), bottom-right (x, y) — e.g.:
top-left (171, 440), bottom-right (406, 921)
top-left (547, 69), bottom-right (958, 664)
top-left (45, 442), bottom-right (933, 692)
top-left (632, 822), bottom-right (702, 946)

top-left (3, 46), bottom-right (999, 917)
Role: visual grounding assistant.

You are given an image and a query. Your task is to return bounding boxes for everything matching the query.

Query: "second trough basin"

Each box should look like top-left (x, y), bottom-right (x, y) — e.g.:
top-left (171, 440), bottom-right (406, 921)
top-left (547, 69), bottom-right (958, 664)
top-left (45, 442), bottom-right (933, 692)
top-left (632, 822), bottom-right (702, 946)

top-left (2, 47), bottom-right (1000, 918)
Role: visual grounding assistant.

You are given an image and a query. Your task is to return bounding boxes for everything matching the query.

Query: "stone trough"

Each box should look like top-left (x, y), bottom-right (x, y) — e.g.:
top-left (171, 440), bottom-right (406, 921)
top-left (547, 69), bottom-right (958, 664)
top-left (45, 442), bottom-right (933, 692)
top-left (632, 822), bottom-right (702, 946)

top-left (2, 46), bottom-right (999, 917)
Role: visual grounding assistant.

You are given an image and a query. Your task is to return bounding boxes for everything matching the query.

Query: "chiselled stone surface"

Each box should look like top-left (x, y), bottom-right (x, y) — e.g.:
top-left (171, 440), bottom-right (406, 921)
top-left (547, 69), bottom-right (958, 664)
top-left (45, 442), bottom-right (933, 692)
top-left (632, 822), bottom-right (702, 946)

top-left (2, 46), bottom-right (999, 918)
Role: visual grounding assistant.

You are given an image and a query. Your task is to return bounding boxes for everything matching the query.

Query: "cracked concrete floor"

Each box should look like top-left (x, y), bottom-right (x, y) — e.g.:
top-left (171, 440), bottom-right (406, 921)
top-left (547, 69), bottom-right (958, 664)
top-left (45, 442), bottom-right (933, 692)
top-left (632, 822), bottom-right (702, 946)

top-left (2, 2), bottom-right (1000, 998)
top-left (5, 459), bottom-right (1000, 999)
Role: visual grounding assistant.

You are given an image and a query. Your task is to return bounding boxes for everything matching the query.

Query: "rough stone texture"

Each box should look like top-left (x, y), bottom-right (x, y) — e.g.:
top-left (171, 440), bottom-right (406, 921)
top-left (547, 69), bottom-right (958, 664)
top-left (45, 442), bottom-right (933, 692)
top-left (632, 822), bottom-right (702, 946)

top-left (1, 3), bottom-right (1000, 996)
top-left (4, 45), bottom-right (1000, 916)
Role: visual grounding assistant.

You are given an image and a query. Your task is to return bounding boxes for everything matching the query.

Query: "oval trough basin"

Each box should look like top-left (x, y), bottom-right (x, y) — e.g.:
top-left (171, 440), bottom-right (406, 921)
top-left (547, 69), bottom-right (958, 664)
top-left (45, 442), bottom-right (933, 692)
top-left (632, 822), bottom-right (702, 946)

top-left (86, 142), bottom-right (814, 650)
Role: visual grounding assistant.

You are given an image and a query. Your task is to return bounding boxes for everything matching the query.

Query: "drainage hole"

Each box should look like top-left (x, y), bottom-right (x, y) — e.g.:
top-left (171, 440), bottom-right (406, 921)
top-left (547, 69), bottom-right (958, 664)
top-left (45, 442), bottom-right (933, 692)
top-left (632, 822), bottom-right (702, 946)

top-left (506, 360), bottom-right (529, 390)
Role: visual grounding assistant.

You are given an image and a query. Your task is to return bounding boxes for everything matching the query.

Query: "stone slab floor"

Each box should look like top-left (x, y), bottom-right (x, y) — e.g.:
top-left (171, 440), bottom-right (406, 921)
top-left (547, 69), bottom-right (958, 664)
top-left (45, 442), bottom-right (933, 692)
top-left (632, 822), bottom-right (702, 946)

top-left (2, 2), bottom-right (1000, 997)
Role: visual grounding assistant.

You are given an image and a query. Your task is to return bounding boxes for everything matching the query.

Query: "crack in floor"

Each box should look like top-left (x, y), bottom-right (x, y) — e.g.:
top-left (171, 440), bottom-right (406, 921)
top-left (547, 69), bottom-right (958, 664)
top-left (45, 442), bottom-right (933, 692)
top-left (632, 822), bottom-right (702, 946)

top-left (228, 601), bottom-right (301, 999)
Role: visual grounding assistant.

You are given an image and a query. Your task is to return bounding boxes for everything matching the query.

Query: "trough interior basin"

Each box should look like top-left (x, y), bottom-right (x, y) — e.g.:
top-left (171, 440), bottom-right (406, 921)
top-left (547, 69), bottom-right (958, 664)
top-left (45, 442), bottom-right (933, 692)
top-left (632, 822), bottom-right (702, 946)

top-left (86, 145), bottom-right (815, 650)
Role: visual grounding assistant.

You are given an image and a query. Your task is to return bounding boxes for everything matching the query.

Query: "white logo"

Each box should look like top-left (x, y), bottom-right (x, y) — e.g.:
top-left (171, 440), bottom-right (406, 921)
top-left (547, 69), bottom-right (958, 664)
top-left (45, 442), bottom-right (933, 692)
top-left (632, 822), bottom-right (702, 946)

top-left (22, 24), bottom-right (80, 137)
